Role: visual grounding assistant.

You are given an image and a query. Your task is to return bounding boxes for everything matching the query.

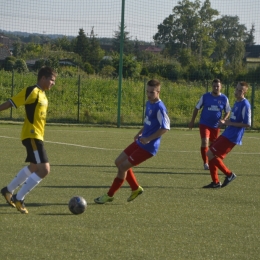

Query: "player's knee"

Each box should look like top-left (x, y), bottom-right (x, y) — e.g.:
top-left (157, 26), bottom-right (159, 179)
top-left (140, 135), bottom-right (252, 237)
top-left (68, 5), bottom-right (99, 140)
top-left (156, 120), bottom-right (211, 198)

top-left (37, 163), bottom-right (50, 178)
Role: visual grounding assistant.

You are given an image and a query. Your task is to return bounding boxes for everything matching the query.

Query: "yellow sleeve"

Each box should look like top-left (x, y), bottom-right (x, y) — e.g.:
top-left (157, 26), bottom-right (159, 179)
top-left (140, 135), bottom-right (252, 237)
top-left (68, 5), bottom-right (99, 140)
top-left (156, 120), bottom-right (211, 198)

top-left (10, 86), bottom-right (38, 108)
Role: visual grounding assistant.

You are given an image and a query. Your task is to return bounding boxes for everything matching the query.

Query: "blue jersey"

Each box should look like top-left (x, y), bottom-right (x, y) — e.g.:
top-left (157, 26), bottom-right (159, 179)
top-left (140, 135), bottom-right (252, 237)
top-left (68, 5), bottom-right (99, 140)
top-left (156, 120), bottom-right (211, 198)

top-left (196, 92), bottom-right (231, 128)
top-left (222, 98), bottom-right (251, 145)
top-left (136, 100), bottom-right (170, 155)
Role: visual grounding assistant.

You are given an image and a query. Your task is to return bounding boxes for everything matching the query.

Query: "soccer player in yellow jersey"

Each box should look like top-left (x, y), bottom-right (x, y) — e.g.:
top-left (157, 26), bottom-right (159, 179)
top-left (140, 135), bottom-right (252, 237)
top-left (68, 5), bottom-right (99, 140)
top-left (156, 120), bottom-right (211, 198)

top-left (0, 66), bottom-right (57, 214)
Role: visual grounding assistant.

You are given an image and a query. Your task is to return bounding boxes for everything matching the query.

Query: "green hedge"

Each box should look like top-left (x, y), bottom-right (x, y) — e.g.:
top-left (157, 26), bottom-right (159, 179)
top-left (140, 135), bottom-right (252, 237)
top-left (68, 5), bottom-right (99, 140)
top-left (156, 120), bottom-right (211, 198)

top-left (0, 70), bottom-right (259, 129)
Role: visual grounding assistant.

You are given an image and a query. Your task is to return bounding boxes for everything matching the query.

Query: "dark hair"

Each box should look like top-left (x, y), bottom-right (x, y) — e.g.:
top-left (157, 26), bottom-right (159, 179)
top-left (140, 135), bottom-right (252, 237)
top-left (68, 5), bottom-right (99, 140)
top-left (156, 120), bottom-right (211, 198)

top-left (239, 81), bottom-right (249, 87)
top-left (147, 79), bottom-right (160, 88)
top-left (239, 81), bottom-right (249, 92)
top-left (212, 78), bottom-right (221, 84)
top-left (37, 66), bottom-right (57, 81)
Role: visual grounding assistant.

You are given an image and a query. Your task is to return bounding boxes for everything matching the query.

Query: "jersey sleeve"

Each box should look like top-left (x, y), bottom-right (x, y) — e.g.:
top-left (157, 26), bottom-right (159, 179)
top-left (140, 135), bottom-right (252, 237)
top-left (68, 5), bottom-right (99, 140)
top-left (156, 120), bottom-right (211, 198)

top-left (157, 109), bottom-right (170, 130)
top-left (242, 102), bottom-right (251, 126)
top-left (195, 95), bottom-right (204, 109)
top-left (10, 86), bottom-right (38, 108)
top-left (225, 97), bottom-right (231, 113)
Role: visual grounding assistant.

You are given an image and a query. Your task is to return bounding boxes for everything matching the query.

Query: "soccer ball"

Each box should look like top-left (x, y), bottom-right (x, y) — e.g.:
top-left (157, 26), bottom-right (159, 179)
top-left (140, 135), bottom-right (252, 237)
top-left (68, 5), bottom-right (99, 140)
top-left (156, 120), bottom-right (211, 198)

top-left (68, 196), bottom-right (87, 215)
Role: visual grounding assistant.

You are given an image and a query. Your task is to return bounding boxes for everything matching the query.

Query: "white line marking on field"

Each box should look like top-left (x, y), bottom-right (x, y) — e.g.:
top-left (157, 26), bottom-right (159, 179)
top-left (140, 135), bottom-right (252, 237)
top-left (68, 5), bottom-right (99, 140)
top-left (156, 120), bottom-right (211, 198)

top-left (0, 135), bottom-right (260, 154)
top-left (0, 135), bottom-right (121, 151)
top-left (44, 140), bottom-right (121, 151)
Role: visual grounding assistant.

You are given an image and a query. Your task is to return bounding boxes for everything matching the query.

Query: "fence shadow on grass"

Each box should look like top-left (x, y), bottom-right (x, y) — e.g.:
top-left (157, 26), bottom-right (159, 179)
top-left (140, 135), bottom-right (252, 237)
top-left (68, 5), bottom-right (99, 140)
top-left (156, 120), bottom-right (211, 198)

top-left (51, 164), bottom-right (115, 168)
top-left (51, 164), bottom-right (211, 175)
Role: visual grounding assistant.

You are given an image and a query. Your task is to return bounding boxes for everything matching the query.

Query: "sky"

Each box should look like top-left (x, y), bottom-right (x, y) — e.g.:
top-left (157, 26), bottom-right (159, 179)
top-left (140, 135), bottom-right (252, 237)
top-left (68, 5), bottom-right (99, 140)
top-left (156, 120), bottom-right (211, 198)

top-left (1, 0), bottom-right (260, 44)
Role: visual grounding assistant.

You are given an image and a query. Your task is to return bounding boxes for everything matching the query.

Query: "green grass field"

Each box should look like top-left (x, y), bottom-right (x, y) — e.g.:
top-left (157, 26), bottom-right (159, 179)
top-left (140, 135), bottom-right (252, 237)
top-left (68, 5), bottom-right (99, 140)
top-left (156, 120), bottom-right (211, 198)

top-left (0, 124), bottom-right (260, 260)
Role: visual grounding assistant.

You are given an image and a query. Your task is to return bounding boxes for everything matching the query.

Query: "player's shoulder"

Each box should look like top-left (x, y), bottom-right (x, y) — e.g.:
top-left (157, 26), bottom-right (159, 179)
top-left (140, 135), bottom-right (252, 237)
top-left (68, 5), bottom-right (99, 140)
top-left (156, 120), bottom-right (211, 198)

top-left (201, 92), bottom-right (212, 99)
top-left (157, 99), bottom-right (167, 109)
top-left (203, 92), bottom-right (211, 96)
top-left (25, 85), bottom-right (40, 95)
top-left (219, 93), bottom-right (229, 99)
top-left (26, 85), bottom-right (38, 92)
top-left (242, 98), bottom-right (251, 107)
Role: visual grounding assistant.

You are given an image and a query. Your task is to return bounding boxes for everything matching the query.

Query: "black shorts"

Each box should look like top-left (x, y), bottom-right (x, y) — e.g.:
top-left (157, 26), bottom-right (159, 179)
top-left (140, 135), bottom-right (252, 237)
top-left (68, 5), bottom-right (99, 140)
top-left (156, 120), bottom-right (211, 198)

top-left (22, 138), bottom-right (49, 164)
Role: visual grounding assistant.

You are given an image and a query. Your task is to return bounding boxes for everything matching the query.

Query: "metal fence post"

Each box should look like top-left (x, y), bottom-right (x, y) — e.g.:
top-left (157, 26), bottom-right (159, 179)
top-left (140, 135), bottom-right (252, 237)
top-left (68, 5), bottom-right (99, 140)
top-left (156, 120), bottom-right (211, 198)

top-left (116, 0), bottom-right (125, 128)
top-left (251, 83), bottom-right (255, 128)
top-left (142, 79), bottom-right (146, 124)
top-left (10, 70), bottom-right (14, 119)
top-left (77, 74), bottom-right (81, 123)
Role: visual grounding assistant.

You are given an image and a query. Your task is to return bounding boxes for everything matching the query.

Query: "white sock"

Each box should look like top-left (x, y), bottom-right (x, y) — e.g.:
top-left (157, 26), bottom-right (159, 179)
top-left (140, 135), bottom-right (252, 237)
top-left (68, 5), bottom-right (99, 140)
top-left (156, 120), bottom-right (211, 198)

top-left (16, 173), bottom-right (42, 201)
top-left (7, 166), bottom-right (31, 194)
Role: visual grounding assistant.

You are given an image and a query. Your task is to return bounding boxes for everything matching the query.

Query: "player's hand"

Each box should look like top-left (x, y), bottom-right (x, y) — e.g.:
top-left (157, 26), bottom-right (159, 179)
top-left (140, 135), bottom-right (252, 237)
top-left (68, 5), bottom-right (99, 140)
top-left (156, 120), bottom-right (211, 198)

top-left (139, 137), bottom-right (150, 145)
top-left (134, 134), bottom-right (141, 141)
top-left (188, 122), bottom-right (193, 129)
top-left (218, 119), bottom-right (231, 126)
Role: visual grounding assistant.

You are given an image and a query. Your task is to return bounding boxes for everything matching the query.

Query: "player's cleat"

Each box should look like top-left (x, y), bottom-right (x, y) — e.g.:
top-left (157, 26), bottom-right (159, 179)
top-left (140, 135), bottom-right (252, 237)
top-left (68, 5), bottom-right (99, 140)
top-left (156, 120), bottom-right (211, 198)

top-left (204, 163), bottom-right (209, 170)
top-left (203, 182), bottom-right (222, 188)
top-left (221, 172), bottom-right (237, 188)
top-left (94, 194), bottom-right (114, 204)
top-left (127, 186), bottom-right (144, 202)
top-left (12, 194), bottom-right (28, 214)
top-left (1, 186), bottom-right (16, 208)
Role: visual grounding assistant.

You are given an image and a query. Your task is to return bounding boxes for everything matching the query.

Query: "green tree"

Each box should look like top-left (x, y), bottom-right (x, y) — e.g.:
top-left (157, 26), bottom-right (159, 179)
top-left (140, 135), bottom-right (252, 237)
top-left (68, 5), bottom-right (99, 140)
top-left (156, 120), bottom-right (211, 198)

top-left (154, 0), bottom-right (201, 56)
top-left (3, 56), bottom-right (16, 71)
top-left (45, 56), bottom-right (59, 70)
top-left (112, 25), bottom-right (134, 54)
top-left (197, 0), bottom-right (219, 58)
top-left (34, 58), bottom-right (46, 70)
top-left (21, 43), bottom-right (42, 59)
top-left (54, 36), bottom-right (72, 52)
top-left (245, 24), bottom-right (256, 46)
top-left (212, 15), bottom-right (247, 77)
top-left (88, 27), bottom-right (105, 72)
top-left (112, 53), bottom-right (141, 78)
top-left (74, 29), bottom-right (90, 63)
top-left (12, 41), bottom-right (22, 57)
top-left (14, 59), bottom-right (29, 73)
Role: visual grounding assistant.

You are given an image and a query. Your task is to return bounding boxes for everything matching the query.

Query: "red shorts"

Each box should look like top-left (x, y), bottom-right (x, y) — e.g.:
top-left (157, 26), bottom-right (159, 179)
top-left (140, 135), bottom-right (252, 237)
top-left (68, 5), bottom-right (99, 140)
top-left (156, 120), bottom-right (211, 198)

top-left (124, 141), bottom-right (153, 166)
top-left (200, 124), bottom-right (220, 143)
top-left (209, 135), bottom-right (236, 159)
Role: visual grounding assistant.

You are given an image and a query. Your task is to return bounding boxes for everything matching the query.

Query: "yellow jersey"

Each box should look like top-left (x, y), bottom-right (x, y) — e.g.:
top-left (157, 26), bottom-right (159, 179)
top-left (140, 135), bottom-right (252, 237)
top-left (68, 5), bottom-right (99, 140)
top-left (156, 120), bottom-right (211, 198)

top-left (9, 85), bottom-right (48, 141)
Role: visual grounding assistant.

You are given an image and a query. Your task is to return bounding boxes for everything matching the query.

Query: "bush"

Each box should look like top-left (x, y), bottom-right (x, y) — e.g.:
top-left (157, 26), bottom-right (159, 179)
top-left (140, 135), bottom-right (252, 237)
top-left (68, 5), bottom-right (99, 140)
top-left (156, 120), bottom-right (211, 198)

top-left (15, 59), bottom-right (29, 73)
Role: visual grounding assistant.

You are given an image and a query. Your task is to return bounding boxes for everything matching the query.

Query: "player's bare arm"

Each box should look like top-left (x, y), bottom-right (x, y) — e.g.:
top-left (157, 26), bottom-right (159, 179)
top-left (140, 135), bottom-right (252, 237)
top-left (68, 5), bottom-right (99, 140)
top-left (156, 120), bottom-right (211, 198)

top-left (0, 101), bottom-right (12, 112)
top-left (189, 108), bottom-right (199, 129)
top-left (219, 119), bottom-right (250, 128)
top-left (134, 127), bottom-right (144, 141)
top-left (222, 111), bottom-right (230, 121)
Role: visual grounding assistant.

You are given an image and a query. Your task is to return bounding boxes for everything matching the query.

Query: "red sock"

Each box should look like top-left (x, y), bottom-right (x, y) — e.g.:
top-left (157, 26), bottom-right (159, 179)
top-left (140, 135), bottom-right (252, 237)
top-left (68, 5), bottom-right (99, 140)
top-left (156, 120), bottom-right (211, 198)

top-left (201, 147), bottom-right (208, 164)
top-left (211, 157), bottom-right (232, 176)
top-left (126, 168), bottom-right (139, 191)
top-left (208, 159), bottom-right (220, 183)
top-left (107, 177), bottom-right (124, 197)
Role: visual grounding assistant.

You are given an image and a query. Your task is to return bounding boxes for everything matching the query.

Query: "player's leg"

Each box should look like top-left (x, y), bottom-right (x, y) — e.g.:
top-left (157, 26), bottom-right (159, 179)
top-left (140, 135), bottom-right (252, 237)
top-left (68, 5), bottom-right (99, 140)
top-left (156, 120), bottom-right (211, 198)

top-left (205, 136), bottom-right (236, 188)
top-left (203, 148), bottom-right (221, 188)
top-left (94, 149), bottom-right (130, 204)
top-left (94, 142), bottom-right (152, 204)
top-left (12, 139), bottom-right (49, 214)
top-left (199, 124), bottom-right (210, 169)
top-left (1, 166), bottom-right (32, 208)
top-left (123, 143), bottom-right (152, 201)
top-left (15, 162), bottom-right (49, 201)
top-left (94, 142), bottom-right (137, 204)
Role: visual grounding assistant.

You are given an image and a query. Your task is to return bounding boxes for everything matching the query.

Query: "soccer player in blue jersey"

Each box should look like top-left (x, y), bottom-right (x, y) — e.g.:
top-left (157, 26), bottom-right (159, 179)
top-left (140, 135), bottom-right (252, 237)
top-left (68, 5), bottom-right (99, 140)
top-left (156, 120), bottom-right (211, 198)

top-left (189, 79), bottom-right (231, 170)
top-left (203, 81), bottom-right (251, 188)
top-left (94, 79), bottom-right (170, 204)
top-left (0, 66), bottom-right (57, 213)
